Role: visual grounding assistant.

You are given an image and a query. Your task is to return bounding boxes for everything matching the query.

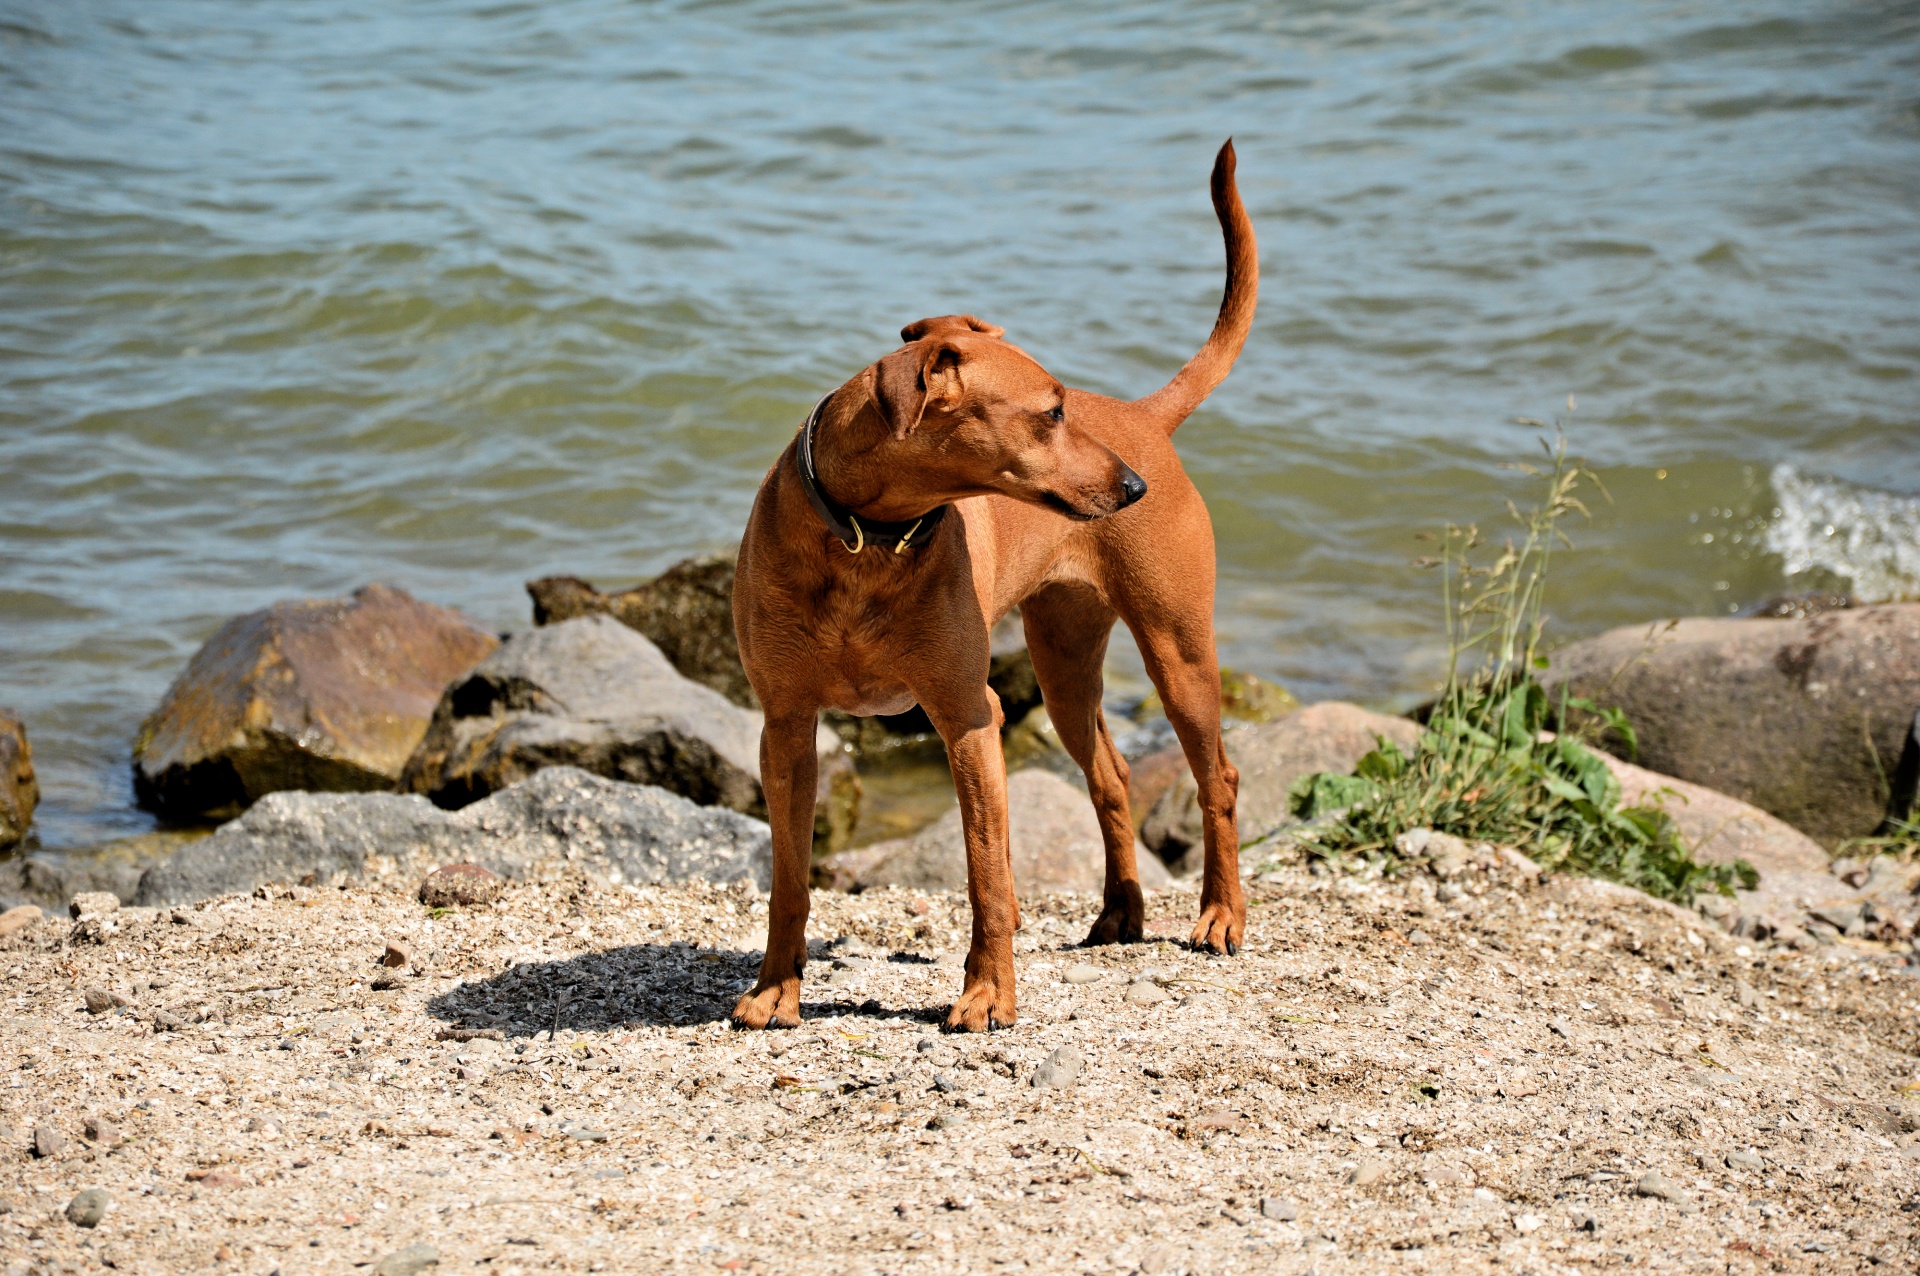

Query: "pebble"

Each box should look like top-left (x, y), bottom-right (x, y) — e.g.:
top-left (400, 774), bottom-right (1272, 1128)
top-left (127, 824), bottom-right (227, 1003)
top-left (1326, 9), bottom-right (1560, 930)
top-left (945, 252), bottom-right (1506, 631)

top-left (419, 862), bottom-right (504, 908)
top-left (0, 904), bottom-right (41, 939)
top-left (382, 939), bottom-right (412, 969)
top-left (81, 1117), bottom-right (121, 1147)
top-left (33, 1123), bottom-right (69, 1159)
top-left (1513, 1213), bottom-right (1545, 1234)
top-left (1125, 980), bottom-right (1170, 1007)
top-left (1407, 929), bottom-right (1432, 945)
top-left (1259, 1196), bottom-right (1297, 1221)
top-left (1062, 964), bottom-right (1105, 985)
top-left (931, 1073), bottom-right (959, 1093)
top-left (1031, 1045), bottom-right (1081, 1090)
top-left (1570, 1209), bottom-right (1599, 1233)
top-left (83, 987), bottom-right (127, 1015)
top-left (371, 1243), bottom-right (441, 1276)
top-left (1138, 1242), bottom-right (1184, 1275)
top-left (64, 1188), bottom-right (110, 1228)
top-left (68, 891), bottom-right (120, 919)
top-left (1733, 980), bottom-right (1761, 1010)
top-left (1725, 1150), bottom-right (1764, 1173)
top-left (1424, 1166), bottom-right (1470, 1188)
top-left (1350, 1160), bottom-right (1388, 1187)
top-left (152, 1009), bottom-right (185, 1032)
top-left (567, 1127), bottom-right (609, 1143)
top-left (1635, 1170), bottom-right (1686, 1202)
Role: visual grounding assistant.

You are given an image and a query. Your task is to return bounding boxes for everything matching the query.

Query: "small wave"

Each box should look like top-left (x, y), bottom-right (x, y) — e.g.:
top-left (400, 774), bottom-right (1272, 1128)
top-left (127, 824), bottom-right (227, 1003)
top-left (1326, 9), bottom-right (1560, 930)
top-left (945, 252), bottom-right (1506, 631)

top-left (1764, 465), bottom-right (1920, 603)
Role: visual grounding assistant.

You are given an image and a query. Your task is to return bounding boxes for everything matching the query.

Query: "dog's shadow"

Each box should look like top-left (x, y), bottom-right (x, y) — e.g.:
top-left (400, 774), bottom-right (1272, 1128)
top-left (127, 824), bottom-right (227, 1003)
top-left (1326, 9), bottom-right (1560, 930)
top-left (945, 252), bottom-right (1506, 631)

top-left (424, 944), bottom-right (944, 1037)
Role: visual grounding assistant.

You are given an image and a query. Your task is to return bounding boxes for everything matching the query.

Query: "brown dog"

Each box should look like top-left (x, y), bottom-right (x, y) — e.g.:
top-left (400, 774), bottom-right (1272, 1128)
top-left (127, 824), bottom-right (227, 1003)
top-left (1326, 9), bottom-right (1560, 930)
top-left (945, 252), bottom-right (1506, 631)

top-left (731, 140), bottom-right (1257, 1032)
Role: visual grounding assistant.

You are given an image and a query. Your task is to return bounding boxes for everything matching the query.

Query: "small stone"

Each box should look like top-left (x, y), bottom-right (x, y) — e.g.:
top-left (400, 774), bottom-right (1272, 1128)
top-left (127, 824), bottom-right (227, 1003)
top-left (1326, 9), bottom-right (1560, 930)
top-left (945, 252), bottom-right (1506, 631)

top-left (381, 939), bottom-right (411, 969)
top-left (1350, 1160), bottom-right (1388, 1187)
top-left (371, 1243), bottom-right (441, 1276)
top-left (1498, 847), bottom-right (1542, 880)
top-left (1031, 1046), bottom-right (1081, 1090)
top-left (1190, 1109), bottom-right (1245, 1134)
top-left (33, 1123), bottom-right (69, 1158)
top-left (83, 987), bottom-right (128, 1015)
top-left (1725, 1150), bottom-right (1764, 1173)
top-left (169, 907), bottom-right (195, 925)
top-left (370, 972), bottom-right (401, 991)
top-left (69, 891), bottom-right (120, 919)
top-left (152, 1009), bottom-right (185, 1032)
top-left (243, 1117), bottom-right (282, 1138)
top-left (1062, 964), bottom-right (1105, 985)
top-left (0, 904), bottom-right (42, 939)
top-left (419, 863), bottom-right (504, 909)
top-left (192, 1169), bottom-right (250, 1189)
top-left (1125, 980), bottom-right (1170, 1007)
top-left (1808, 904), bottom-right (1862, 934)
top-left (1570, 1209), bottom-right (1599, 1233)
top-left (1548, 1018), bottom-right (1573, 1039)
top-left (926, 1112), bottom-right (963, 1131)
top-left (931, 1074), bottom-right (959, 1094)
top-left (81, 1117), bottom-right (120, 1147)
top-left (1424, 1166), bottom-right (1469, 1187)
top-left (1733, 980), bottom-right (1761, 1010)
top-left (1138, 1243), bottom-right (1183, 1276)
top-left (1407, 929), bottom-right (1431, 945)
top-left (1634, 1170), bottom-right (1685, 1202)
top-left (64, 1188), bottom-right (110, 1228)
top-left (1513, 1213), bottom-right (1545, 1234)
top-left (1259, 1196), bottom-right (1297, 1221)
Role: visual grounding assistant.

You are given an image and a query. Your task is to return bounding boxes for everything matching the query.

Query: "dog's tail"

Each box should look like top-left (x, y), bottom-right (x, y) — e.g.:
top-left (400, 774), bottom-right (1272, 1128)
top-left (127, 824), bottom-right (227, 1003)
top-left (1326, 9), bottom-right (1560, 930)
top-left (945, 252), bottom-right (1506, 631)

top-left (1138, 139), bottom-right (1259, 435)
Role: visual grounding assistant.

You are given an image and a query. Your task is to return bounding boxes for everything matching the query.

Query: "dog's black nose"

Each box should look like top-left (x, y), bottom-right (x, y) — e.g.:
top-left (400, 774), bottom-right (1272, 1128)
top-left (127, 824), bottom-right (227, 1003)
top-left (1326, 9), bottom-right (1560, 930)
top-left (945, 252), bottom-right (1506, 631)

top-left (1118, 465), bottom-right (1148, 508)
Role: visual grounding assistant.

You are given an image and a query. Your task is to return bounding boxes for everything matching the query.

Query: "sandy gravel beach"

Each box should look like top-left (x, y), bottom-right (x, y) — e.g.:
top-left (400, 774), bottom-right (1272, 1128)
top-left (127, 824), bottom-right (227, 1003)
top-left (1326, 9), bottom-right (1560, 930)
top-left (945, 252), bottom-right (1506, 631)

top-left (4, 859), bottom-right (1917, 1276)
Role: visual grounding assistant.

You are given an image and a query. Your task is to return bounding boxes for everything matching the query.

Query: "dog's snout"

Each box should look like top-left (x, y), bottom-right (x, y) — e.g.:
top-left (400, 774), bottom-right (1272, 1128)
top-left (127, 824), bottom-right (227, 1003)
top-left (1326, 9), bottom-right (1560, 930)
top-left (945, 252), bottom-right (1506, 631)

top-left (1118, 465), bottom-right (1148, 508)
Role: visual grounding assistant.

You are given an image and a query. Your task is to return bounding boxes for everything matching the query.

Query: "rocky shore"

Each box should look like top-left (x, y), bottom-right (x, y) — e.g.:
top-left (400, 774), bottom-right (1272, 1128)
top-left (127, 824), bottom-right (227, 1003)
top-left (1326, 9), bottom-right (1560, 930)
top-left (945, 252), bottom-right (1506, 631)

top-left (3, 848), bottom-right (1916, 1275)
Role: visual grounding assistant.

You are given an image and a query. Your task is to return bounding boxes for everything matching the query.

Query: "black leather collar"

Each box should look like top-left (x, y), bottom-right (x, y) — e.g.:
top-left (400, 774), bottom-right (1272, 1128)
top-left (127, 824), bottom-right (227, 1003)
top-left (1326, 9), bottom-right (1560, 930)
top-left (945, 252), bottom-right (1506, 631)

top-left (795, 393), bottom-right (949, 555)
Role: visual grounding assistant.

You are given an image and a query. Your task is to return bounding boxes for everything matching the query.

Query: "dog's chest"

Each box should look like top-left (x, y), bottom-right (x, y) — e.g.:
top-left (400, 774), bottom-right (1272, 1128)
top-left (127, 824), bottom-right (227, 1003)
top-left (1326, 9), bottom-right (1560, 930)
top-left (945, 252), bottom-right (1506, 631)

top-left (800, 590), bottom-right (922, 716)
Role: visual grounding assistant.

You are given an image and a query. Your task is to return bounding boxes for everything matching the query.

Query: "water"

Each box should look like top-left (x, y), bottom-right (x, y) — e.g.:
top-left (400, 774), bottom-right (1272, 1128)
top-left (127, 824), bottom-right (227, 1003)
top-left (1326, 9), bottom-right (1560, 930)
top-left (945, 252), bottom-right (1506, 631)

top-left (3, 0), bottom-right (1918, 868)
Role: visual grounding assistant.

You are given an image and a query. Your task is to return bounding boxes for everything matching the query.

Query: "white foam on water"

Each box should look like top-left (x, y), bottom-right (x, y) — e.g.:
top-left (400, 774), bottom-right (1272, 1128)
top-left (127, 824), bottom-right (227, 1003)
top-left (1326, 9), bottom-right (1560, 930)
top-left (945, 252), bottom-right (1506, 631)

top-left (1764, 464), bottom-right (1920, 602)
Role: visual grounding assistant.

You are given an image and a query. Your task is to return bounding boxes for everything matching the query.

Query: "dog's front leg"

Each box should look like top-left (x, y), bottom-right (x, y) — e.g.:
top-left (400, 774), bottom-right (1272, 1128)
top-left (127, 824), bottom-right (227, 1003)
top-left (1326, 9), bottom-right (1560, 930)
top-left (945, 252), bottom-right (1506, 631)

top-left (731, 708), bottom-right (819, 1030)
top-left (928, 693), bottom-right (1017, 1031)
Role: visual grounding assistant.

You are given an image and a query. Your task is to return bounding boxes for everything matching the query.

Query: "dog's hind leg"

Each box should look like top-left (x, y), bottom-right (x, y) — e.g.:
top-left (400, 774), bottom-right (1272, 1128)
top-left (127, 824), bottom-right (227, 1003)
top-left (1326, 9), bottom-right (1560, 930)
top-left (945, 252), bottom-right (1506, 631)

top-left (730, 707), bottom-right (819, 1029)
top-left (1020, 585), bottom-right (1145, 946)
top-left (1131, 615), bottom-right (1244, 956)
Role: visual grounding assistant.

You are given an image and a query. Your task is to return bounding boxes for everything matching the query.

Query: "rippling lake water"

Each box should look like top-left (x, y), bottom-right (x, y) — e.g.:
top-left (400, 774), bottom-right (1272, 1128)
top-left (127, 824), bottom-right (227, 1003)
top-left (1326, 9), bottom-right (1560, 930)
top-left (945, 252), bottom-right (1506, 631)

top-left (3, 0), bottom-right (1918, 864)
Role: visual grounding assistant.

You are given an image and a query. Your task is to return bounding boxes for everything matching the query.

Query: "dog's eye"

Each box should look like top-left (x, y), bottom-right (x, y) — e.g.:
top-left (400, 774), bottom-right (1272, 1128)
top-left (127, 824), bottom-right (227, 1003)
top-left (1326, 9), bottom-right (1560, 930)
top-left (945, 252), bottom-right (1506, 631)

top-left (1046, 405), bottom-right (1064, 423)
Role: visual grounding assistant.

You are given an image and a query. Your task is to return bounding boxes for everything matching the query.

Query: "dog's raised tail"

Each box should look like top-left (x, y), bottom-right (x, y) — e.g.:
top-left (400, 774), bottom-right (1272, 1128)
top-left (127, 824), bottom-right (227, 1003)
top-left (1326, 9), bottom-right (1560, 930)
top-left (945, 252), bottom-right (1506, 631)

top-left (1138, 138), bottom-right (1259, 434)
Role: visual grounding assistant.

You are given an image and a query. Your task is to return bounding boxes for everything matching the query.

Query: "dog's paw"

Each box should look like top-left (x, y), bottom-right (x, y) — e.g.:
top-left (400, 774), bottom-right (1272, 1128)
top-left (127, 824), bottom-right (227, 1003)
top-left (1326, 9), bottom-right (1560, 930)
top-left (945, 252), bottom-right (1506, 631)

top-left (1188, 901), bottom-right (1244, 956)
top-left (730, 979), bottom-right (802, 1030)
top-left (1081, 891), bottom-right (1144, 947)
top-left (945, 976), bottom-right (1015, 1033)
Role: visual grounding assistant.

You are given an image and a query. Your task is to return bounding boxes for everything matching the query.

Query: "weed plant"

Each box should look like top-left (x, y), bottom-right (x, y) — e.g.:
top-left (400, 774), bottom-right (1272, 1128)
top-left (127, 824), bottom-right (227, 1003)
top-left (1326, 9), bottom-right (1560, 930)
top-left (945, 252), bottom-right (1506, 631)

top-left (1289, 428), bottom-right (1757, 904)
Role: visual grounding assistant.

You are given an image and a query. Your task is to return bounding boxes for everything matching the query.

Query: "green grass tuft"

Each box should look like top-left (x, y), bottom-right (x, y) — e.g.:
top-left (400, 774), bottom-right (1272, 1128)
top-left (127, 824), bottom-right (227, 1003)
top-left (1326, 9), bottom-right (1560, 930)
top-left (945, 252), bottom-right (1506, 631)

top-left (1288, 427), bottom-right (1757, 904)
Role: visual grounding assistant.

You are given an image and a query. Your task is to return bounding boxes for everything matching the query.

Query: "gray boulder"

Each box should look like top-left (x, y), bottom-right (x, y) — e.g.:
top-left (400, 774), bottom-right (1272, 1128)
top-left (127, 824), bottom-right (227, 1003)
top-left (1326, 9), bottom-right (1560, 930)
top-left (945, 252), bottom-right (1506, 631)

top-left (399, 615), bottom-right (857, 848)
top-left (133, 584), bottom-right (499, 819)
top-left (133, 766), bottom-right (771, 905)
top-left (0, 708), bottom-right (38, 849)
top-left (528, 555), bottom-right (755, 709)
top-left (815, 769), bottom-right (1173, 896)
top-left (1545, 603), bottom-right (1920, 845)
top-left (1142, 702), bottom-right (1421, 873)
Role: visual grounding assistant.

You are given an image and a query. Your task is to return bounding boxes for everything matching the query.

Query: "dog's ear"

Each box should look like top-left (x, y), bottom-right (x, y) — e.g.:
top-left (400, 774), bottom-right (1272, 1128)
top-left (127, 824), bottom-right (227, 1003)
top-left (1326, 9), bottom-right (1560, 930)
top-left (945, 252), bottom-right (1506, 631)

top-left (900, 314), bottom-right (1004, 342)
top-left (869, 339), bottom-right (968, 441)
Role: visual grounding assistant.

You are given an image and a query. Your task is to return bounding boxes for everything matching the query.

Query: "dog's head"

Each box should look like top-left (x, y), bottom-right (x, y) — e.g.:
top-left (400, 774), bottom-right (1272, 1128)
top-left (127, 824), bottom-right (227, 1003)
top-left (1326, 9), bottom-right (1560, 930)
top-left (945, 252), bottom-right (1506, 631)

top-left (864, 315), bottom-right (1146, 520)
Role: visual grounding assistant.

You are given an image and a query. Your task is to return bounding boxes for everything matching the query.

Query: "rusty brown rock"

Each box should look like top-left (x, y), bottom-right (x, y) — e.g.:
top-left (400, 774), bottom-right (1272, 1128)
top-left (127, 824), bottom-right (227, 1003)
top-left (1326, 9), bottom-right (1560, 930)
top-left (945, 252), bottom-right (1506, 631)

top-left (0, 904), bottom-right (42, 940)
top-left (1546, 604), bottom-right (1920, 845)
top-left (0, 708), bottom-right (38, 849)
top-left (1594, 752), bottom-right (1830, 879)
top-left (816, 769), bottom-right (1173, 897)
top-left (419, 862), bottom-right (505, 908)
top-left (133, 585), bottom-right (499, 819)
top-left (1142, 702), bottom-right (1421, 873)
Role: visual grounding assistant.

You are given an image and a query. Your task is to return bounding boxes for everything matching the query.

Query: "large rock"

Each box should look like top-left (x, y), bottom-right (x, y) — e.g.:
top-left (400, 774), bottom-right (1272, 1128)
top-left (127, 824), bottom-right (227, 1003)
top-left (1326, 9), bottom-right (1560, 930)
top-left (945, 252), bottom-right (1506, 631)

top-left (1546, 604), bottom-right (1920, 845)
top-left (399, 616), bottom-right (858, 849)
top-left (1592, 751), bottom-right (1829, 879)
top-left (816, 769), bottom-right (1173, 896)
top-left (134, 767), bottom-right (770, 905)
top-left (1141, 702), bottom-right (1421, 872)
top-left (528, 556), bottom-right (754, 708)
top-left (0, 709), bottom-right (38, 849)
top-left (133, 585), bottom-right (499, 819)
top-left (530, 559), bottom-right (1046, 739)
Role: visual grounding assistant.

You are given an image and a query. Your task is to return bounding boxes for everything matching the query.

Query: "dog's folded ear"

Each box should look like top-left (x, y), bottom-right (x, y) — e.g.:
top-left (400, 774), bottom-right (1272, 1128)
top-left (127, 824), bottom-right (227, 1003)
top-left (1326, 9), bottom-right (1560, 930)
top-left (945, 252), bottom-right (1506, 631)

top-left (869, 339), bottom-right (969, 441)
top-left (900, 314), bottom-right (1004, 342)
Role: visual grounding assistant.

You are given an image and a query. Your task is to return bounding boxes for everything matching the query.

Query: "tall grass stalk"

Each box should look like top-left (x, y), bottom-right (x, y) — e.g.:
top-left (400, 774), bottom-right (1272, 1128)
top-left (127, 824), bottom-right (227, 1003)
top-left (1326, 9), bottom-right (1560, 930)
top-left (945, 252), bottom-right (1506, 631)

top-left (1290, 428), bottom-right (1756, 904)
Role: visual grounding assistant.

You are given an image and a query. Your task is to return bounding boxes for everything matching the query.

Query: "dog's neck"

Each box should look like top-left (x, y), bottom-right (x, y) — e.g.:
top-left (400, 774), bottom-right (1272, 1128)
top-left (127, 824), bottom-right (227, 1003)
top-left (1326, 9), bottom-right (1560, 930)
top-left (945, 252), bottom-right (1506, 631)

top-left (808, 386), bottom-right (949, 524)
top-left (799, 388), bottom-right (952, 553)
